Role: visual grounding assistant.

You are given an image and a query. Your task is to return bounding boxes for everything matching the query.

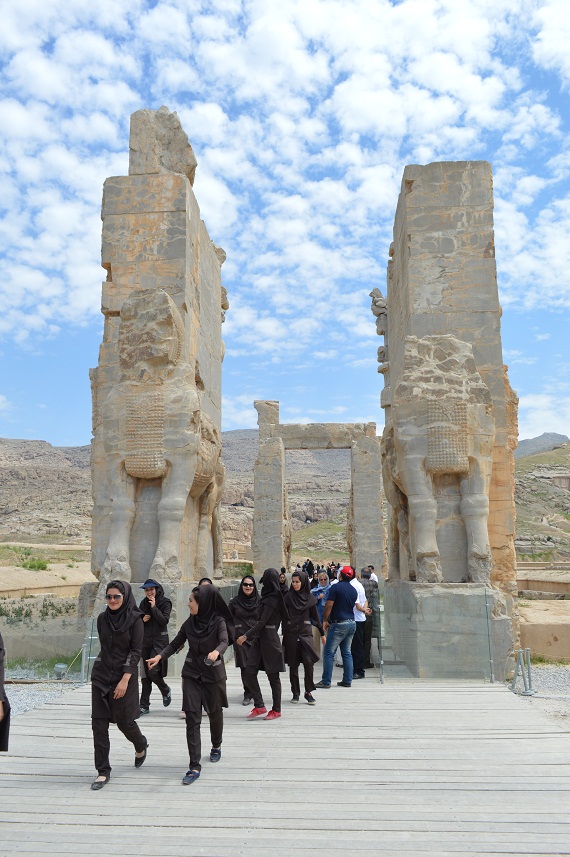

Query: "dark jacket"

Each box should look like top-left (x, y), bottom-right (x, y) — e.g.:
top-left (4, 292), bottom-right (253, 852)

top-left (282, 602), bottom-right (323, 667)
top-left (139, 594), bottom-right (172, 679)
top-left (160, 617), bottom-right (229, 685)
top-left (0, 631), bottom-right (10, 752)
top-left (243, 604), bottom-right (285, 674)
top-left (91, 613), bottom-right (143, 723)
top-left (228, 597), bottom-right (260, 669)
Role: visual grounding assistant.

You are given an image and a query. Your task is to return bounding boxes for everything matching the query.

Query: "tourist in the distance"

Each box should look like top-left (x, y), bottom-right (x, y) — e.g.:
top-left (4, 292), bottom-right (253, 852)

top-left (236, 567), bottom-right (289, 721)
top-left (311, 570), bottom-right (331, 655)
top-left (283, 571), bottom-right (325, 705)
top-left (147, 584), bottom-right (234, 785)
top-left (310, 569), bottom-right (320, 589)
top-left (228, 575), bottom-right (260, 706)
top-left (90, 580), bottom-right (148, 790)
top-left (0, 630), bottom-right (10, 752)
top-left (139, 578), bottom-right (172, 715)
top-left (316, 566), bottom-right (357, 689)
top-left (279, 567), bottom-right (289, 595)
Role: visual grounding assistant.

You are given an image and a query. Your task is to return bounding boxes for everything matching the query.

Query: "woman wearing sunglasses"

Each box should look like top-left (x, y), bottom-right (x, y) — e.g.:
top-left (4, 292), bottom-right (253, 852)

top-left (147, 584), bottom-right (234, 785)
top-left (228, 576), bottom-right (260, 706)
top-left (90, 580), bottom-right (148, 790)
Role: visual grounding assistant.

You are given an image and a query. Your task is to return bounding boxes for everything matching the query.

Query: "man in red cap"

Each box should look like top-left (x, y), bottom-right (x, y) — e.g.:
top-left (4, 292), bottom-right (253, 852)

top-left (315, 566), bottom-right (357, 689)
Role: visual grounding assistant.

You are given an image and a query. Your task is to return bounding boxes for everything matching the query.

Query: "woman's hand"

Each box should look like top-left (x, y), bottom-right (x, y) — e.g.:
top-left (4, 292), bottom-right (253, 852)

top-left (207, 650), bottom-right (220, 662)
top-left (146, 655), bottom-right (162, 670)
top-left (317, 593), bottom-right (324, 600)
top-left (236, 635), bottom-right (247, 646)
top-left (0, 699), bottom-right (4, 722)
top-left (113, 676), bottom-right (130, 699)
top-left (142, 614), bottom-right (151, 623)
top-left (321, 635), bottom-right (326, 645)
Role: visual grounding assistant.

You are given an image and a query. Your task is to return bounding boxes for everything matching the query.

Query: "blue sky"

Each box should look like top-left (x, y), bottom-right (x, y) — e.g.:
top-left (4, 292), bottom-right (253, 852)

top-left (1, 0), bottom-right (570, 447)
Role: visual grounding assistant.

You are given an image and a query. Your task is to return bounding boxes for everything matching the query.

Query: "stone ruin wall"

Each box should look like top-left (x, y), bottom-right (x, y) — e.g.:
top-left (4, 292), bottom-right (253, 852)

top-left (378, 161), bottom-right (518, 594)
top-left (90, 106), bottom-right (227, 591)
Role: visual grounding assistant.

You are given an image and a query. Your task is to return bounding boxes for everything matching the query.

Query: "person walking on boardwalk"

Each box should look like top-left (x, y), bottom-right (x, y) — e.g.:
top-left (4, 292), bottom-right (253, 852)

top-left (315, 566), bottom-right (357, 689)
top-left (235, 567), bottom-right (289, 721)
top-left (0, 630), bottom-right (11, 752)
top-left (283, 570), bottom-right (325, 705)
top-left (146, 584), bottom-right (234, 785)
top-left (90, 580), bottom-right (148, 790)
top-left (138, 578), bottom-right (172, 715)
top-left (228, 575), bottom-right (260, 706)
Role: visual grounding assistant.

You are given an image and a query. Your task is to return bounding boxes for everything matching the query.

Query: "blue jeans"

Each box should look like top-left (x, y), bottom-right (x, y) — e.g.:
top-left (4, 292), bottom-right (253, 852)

top-left (321, 620), bottom-right (356, 685)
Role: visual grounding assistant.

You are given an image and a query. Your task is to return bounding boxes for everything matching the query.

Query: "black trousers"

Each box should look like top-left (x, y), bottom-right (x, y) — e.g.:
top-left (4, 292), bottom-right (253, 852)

top-left (289, 641), bottom-right (315, 696)
top-left (363, 615), bottom-right (373, 665)
top-left (92, 718), bottom-right (147, 777)
top-left (240, 667), bottom-right (253, 699)
top-left (140, 675), bottom-right (170, 709)
top-left (351, 621), bottom-right (366, 675)
top-left (244, 666), bottom-right (281, 713)
top-left (185, 709), bottom-right (223, 771)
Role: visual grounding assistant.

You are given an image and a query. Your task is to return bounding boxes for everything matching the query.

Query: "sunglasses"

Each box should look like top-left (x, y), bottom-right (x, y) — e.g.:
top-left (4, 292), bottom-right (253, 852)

top-left (242, 583), bottom-right (254, 588)
top-left (105, 593), bottom-right (122, 601)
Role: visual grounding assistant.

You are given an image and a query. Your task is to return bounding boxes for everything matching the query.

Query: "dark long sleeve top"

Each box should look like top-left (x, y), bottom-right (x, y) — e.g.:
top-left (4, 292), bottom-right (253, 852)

top-left (160, 619), bottom-right (229, 684)
top-left (91, 614), bottom-right (144, 692)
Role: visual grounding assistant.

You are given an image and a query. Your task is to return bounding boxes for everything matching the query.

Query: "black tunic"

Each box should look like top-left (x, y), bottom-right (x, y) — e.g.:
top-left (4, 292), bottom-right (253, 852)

top-left (0, 631), bottom-right (10, 752)
top-left (228, 596), bottom-right (260, 669)
top-left (243, 604), bottom-right (286, 674)
top-left (160, 618), bottom-right (229, 713)
top-left (282, 602), bottom-right (323, 667)
top-left (139, 594), bottom-right (172, 679)
top-left (91, 613), bottom-right (144, 723)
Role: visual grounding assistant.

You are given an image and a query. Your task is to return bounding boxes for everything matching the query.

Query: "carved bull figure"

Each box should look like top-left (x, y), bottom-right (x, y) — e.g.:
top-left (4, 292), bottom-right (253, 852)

top-left (99, 288), bottom-right (223, 584)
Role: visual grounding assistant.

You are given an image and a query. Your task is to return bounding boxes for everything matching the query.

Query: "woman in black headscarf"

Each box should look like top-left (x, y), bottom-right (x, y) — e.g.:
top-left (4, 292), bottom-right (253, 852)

top-left (235, 568), bottom-right (289, 721)
top-left (283, 570), bottom-right (325, 705)
top-left (138, 578), bottom-right (172, 715)
top-left (0, 630), bottom-right (10, 752)
top-left (90, 580), bottom-right (147, 790)
top-left (147, 584), bottom-right (233, 785)
top-left (279, 567), bottom-right (289, 595)
top-left (228, 575), bottom-right (260, 706)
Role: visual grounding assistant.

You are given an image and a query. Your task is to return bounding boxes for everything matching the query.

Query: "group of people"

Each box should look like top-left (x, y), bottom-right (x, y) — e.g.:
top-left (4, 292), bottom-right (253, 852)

top-left (83, 562), bottom-right (379, 790)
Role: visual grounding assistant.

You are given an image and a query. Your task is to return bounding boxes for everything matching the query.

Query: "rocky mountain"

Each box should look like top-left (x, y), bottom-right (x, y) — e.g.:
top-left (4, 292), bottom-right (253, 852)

top-left (514, 433), bottom-right (569, 459)
top-left (1, 431), bottom-right (569, 559)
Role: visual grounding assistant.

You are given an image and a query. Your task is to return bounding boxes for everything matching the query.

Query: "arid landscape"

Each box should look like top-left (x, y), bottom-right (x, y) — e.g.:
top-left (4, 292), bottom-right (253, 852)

top-left (0, 430), bottom-right (569, 562)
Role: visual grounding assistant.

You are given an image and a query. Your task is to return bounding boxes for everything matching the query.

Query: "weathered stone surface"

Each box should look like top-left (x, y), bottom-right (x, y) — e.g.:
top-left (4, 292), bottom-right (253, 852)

top-left (252, 400), bottom-right (385, 577)
top-left (375, 161), bottom-right (517, 676)
top-left (91, 107), bottom-right (227, 609)
top-left (129, 106), bottom-right (197, 185)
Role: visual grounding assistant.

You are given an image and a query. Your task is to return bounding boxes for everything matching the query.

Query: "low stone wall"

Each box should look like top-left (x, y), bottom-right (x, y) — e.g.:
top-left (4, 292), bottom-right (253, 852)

top-left (519, 602), bottom-right (570, 661)
top-left (0, 594), bottom-right (84, 662)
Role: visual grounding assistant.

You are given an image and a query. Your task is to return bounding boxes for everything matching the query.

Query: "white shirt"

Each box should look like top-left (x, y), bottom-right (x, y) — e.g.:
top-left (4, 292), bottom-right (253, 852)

top-left (370, 572), bottom-right (379, 584)
top-left (351, 578), bottom-right (367, 622)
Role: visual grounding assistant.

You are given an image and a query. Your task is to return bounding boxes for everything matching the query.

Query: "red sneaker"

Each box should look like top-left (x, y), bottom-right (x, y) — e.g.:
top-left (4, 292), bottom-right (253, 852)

top-left (246, 706), bottom-right (267, 720)
top-left (263, 710), bottom-right (282, 721)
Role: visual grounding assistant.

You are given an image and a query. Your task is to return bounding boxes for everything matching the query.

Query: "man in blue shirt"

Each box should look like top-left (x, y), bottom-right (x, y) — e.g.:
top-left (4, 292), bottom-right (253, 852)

top-left (315, 566), bottom-right (357, 689)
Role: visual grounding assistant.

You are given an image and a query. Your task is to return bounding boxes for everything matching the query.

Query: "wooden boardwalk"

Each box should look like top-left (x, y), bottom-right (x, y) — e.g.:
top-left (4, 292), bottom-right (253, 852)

top-left (1, 669), bottom-right (569, 857)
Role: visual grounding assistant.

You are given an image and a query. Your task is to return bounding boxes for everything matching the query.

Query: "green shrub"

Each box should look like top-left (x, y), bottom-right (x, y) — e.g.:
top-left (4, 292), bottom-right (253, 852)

top-left (21, 558), bottom-right (48, 571)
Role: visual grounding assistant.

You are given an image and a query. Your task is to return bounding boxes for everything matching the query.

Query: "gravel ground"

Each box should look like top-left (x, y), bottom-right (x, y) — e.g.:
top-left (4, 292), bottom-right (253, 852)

top-left (6, 668), bottom-right (82, 716)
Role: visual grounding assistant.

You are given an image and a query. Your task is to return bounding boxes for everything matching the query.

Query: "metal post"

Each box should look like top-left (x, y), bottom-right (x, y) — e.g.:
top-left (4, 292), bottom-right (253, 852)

top-left (484, 588), bottom-right (495, 683)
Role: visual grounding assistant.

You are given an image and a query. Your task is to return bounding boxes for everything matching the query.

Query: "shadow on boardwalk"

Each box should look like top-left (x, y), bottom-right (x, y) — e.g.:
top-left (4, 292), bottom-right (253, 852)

top-left (1, 668), bottom-right (569, 857)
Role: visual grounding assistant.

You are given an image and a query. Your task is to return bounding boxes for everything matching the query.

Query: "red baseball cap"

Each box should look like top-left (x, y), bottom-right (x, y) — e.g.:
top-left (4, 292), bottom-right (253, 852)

top-left (340, 566), bottom-right (355, 579)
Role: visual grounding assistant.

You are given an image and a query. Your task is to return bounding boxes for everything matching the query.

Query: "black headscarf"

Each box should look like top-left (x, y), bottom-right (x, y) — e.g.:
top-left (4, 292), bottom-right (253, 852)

top-left (187, 584), bottom-right (235, 642)
top-left (140, 581), bottom-right (170, 613)
top-left (260, 568), bottom-right (289, 624)
top-left (234, 575), bottom-right (260, 613)
top-left (285, 570), bottom-right (316, 613)
top-left (105, 580), bottom-right (143, 634)
top-left (279, 568), bottom-right (289, 595)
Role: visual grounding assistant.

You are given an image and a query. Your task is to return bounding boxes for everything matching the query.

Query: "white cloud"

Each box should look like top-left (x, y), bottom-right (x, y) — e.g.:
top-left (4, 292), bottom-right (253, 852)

top-left (518, 393), bottom-right (570, 440)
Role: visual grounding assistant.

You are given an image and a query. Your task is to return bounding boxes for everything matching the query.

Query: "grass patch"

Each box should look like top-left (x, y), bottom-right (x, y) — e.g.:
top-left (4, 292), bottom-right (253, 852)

top-left (222, 561), bottom-right (254, 578)
top-left (5, 654), bottom-right (76, 675)
top-left (21, 558), bottom-right (48, 570)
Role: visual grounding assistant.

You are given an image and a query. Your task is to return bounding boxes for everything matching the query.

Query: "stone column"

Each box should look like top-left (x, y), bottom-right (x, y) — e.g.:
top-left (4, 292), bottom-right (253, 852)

top-left (349, 436), bottom-right (385, 588)
top-left (251, 437), bottom-right (287, 573)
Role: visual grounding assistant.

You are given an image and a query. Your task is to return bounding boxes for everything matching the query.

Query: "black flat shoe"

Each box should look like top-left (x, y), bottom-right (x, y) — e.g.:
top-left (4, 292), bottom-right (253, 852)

top-left (91, 775), bottom-right (110, 790)
top-left (337, 681), bottom-right (352, 687)
top-left (134, 742), bottom-right (148, 768)
top-left (210, 747), bottom-right (222, 763)
top-left (182, 769), bottom-right (201, 784)
top-left (162, 688), bottom-right (172, 707)
top-left (139, 707), bottom-right (150, 716)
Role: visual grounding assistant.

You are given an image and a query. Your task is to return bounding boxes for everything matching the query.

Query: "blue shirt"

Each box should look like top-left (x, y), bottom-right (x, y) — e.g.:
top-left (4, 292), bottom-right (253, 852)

top-left (327, 580), bottom-right (357, 622)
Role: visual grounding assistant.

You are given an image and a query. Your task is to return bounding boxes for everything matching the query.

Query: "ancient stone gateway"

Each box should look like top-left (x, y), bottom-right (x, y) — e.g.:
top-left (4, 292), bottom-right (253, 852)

top-left (90, 107), bottom-right (228, 610)
top-left (373, 161), bottom-right (517, 679)
top-left (252, 400), bottom-right (385, 581)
